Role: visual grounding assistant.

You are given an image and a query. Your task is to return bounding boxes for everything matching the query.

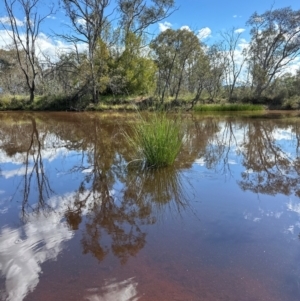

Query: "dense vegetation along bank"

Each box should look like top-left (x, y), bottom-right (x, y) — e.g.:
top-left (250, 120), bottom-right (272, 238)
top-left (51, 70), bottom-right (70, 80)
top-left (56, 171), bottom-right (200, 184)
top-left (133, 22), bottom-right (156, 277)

top-left (1, 1), bottom-right (300, 109)
top-left (0, 94), bottom-right (273, 112)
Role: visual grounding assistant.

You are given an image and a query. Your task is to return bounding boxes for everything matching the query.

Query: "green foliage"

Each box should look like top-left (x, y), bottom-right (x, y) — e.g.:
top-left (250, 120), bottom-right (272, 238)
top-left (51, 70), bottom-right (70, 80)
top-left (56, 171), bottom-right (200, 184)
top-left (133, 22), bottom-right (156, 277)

top-left (282, 96), bottom-right (300, 110)
top-left (194, 104), bottom-right (264, 112)
top-left (127, 113), bottom-right (183, 168)
top-left (247, 7), bottom-right (300, 98)
top-left (0, 94), bottom-right (29, 110)
top-left (94, 39), bottom-right (111, 93)
top-left (115, 32), bottom-right (157, 95)
top-left (151, 28), bottom-right (204, 103)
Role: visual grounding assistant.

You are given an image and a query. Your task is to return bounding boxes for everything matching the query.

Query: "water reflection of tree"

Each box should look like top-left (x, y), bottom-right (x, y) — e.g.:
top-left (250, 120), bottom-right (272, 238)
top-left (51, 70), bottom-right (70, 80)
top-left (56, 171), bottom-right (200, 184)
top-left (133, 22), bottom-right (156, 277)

top-left (62, 116), bottom-right (191, 264)
top-left (9, 113), bottom-right (300, 263)
top-left (61, 116), bottom-right (144, 264)
top-left (179, 116), bottom-right (300, 198)
top-left (239, 121), bottom-right (300, 197)
top-left (182, 117), bottom-right (241, 177)
top-left (0, 113), bottom-right (193, 264)
top-left (202, 118), bottom-right (241, 176)
top-left (21, 116), bottom-right (54, 219)
top-left (66, 167), bottom-right (191, 264)
top-left (178, 116), bottom-right (221, 168)
top-left (123, 166), bottom-right (190, 217)
top-left (0, 114), bottom-right (55, 220)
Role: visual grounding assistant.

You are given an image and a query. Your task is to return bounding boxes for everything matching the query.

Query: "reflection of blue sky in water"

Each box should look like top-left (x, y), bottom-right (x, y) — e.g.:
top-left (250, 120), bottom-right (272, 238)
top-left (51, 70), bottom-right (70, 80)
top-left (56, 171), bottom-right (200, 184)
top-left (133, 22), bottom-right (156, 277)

top-left (0, 194), bottom-right (74, 301)
top-left (242, 200), bottom-right (300, 234)
top-left (194, 125), bottom-right (298, 167)
top-left (85, 278), bottom-right (139, 301)
top-left (191, 123), bottom-right (300, 244)
top-left (0, 127), bottom-right (146, 301)
top-left (1, 117), bottom-right (300, 300)
top-left (0, 187), bottom-right (116, 301)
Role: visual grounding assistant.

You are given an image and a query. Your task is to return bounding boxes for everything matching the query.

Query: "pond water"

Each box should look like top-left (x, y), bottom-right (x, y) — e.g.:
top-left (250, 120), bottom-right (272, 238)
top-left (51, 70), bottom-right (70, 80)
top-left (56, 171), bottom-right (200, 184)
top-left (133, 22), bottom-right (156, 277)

top-left (0, 112), bottom-right (300, 301)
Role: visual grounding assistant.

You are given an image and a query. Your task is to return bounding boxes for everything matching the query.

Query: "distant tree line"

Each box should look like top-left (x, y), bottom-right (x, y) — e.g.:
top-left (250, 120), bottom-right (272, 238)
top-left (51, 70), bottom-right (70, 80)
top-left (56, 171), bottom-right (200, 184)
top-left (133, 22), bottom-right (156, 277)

top-left (1, 1), bottom-right (300, 108)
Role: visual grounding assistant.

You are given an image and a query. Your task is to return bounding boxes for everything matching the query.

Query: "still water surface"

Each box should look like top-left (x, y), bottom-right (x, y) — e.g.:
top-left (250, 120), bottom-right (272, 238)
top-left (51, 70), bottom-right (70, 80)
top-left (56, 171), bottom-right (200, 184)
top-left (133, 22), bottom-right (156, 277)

top-left (0, 112), bottom-right (300, 301)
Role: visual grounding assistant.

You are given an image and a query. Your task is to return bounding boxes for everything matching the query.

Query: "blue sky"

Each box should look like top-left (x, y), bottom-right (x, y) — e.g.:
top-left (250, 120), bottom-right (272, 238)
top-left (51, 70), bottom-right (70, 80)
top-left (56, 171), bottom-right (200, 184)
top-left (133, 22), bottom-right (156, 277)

top-left (159, 0), bottom-right (300, 40)
top-left (0, 0), bottom-right (300, 58)
top-left (44, 0), bottom-right (300, 36)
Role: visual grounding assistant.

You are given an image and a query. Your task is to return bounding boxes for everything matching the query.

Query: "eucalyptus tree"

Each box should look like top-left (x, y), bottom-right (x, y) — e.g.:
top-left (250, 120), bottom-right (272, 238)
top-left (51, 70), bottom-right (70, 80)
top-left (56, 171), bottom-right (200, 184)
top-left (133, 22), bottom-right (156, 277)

top-left (204, 44), bottom-right (227, 101)
top-left (62, 0), bottom-right (111, 103)
top-left (151, 28), bottom-right (202, 103)
top-left (188, 49), bottom-right (210, 107)
top-left (114, 32), bottom-right (157, 95)
top-left (117, 0), bottom-right (175, 37)
top-left (112, 0), bottom-right (175, 96)
top-left (221, 28), bottom-right (247, 101)
top-left (2, 0), bottom-right (54, 102)
top-left (247, 7), bottom-right (300, 99)
top-left (0, 49), bottom-right (28, 94)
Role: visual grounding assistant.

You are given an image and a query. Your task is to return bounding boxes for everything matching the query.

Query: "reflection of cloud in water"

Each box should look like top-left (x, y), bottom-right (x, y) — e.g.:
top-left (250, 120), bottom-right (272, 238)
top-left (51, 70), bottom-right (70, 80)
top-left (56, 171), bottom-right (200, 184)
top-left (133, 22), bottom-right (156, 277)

top-left (82, 168), bottom-right (94, 173)
top-left (0, 189), bottom-right (104, 301)
top-left (273, 128), bottom-right (293, 141)
top-left (244, 209), bottom-right (283, 223)
top-left (243, 212), bottom-right (262, 222)
top-left (0, 145), bottom-right (71, 167)
top-left (2, 167), bottom-right (30, 179)
top-left (286, 225), bottom-right (295, 234)
top-left (0, 208), bottom-right (8, 214)
top-left (214, 124), bottom-right (295, 156)
top-left (0, 194), bottom-right (77, 301)
top-left (287, 201), bottom-right (300, 215)
top-left (194, 156), bottom-right (236, 167)
top-left (85, 278), bottom-right (139, 301)
top-left (285, 222), bottom-right (300, 235)
top-left (194, 158), bottom-right (205, 166)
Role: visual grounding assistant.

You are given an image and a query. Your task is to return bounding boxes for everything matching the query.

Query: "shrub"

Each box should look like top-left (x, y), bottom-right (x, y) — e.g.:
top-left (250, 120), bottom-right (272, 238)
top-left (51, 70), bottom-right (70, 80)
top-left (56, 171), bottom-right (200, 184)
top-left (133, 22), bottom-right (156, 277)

top-left (282, 96), bottom-right (300, 110)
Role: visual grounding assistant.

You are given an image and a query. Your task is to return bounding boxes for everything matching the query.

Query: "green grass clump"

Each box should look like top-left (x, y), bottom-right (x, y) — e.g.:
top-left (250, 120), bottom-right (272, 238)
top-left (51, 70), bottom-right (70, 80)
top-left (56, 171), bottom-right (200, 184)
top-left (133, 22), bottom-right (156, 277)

top-left (128, 113), bottom-right (183, 168)
top-left (194, 103), bottom-right (264, 112)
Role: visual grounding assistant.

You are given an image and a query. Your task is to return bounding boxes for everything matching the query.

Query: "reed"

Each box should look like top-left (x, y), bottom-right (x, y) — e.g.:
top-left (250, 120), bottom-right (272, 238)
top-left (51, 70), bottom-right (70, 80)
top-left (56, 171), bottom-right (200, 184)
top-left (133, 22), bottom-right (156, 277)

top-left (127, 113), bottom-right (183, 168)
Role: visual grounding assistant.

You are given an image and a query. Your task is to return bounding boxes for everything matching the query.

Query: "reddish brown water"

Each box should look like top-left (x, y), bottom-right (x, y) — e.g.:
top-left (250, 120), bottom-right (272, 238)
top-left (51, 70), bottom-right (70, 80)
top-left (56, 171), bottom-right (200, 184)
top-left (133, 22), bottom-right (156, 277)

top-left (0, 112), bottom-right (300, 301)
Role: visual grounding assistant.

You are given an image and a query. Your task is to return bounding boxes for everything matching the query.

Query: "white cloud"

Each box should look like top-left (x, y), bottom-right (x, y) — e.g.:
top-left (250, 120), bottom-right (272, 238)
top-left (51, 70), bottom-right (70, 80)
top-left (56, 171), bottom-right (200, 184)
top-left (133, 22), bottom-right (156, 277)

top-left (158, 21), bottom-right (172, 32)
top-left (238, 38), bottom-right (249, 49)
top-left (77, 18), bottom-right (86, 26)
top-left (0, 16), bottom-right (24, 27)
top-left (0, 29), bottom-right (13, 48)
top-left (0, 29), bottom-right (87, 62)
top-left (180, 25), bottom-right (191, 32)
top-left (234, 28), bottom-right (245, 34)
top-left (233, 15), bottom-right (237, 18)
top-left (197, 27), bottom-right (212, 40)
